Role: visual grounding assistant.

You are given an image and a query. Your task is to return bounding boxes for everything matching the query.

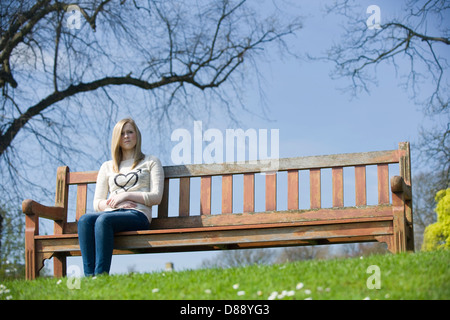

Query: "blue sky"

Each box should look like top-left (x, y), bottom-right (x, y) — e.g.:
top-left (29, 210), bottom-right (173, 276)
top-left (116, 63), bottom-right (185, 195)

top-left (57, 0), bottom-right (444, 275)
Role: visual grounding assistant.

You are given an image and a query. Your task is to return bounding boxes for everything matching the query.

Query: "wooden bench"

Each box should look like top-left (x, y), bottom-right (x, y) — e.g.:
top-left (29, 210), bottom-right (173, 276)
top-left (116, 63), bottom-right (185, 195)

top-left (22, 142), bottom-right (414, 279)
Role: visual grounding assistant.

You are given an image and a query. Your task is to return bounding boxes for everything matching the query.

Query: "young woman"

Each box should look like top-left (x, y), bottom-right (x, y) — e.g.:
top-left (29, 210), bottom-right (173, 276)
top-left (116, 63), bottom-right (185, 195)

top-left (78, 118), bottom-right (164, 276)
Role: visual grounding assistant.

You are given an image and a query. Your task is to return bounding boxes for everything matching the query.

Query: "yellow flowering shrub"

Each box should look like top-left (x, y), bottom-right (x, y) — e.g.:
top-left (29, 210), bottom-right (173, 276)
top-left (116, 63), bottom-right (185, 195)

top-left (422, 188), bottom-right (450, 251)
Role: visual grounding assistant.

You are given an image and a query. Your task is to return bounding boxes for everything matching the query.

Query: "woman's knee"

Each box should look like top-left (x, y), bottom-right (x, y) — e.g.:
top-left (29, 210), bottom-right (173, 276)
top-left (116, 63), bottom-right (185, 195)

top-left (78, 213), bottom-right (99, 229)
top-left (79, 212), bottom-right (96, 222)
top-left (94, 213), bottom-right (114, 231)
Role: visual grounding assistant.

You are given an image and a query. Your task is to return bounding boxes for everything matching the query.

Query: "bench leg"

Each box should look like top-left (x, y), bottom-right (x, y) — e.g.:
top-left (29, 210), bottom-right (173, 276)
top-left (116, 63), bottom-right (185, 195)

top-left (377, 210), bottom-right (407, 254)
top-left (25, 244), bottom-right (36, 280)
top-left (25, 250), bottom-right (53, 279)
top-left (25, 250), bottom-right (50, 279)
top-left (405, 199), bottom-right (415, 252)
top-left (25, 213), bottom-right (38, 280)
top-left (375, 235), bottom-right (393, 253)
top-left (391, 185), bottom-right (409, 254)
top-left (392, 207), bottom-right (407, 253)
top-left (53, 254), bottom-right (67, 278)
top-left (375, 210), bottom-right (407, 254)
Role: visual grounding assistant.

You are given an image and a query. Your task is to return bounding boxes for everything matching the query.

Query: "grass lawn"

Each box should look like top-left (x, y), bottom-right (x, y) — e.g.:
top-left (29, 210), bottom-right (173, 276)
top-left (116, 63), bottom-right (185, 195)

top-left (1, 250), bottom-right (449, 300)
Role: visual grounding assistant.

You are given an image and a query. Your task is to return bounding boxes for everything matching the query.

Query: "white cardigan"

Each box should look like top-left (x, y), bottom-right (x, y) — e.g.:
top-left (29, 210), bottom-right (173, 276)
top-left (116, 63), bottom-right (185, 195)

top-left (93, 155), bottom-right (165, 222)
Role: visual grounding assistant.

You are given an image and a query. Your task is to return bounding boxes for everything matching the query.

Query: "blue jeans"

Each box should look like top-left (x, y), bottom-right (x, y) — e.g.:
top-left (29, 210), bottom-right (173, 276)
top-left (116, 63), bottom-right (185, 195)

top-left (77, 209), bottom-right (150, 276)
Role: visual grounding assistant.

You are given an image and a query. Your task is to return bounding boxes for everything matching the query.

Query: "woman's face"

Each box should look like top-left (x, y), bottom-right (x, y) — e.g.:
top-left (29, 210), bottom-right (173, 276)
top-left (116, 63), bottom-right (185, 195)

top-left (119, 122), bottom-right (137, 152)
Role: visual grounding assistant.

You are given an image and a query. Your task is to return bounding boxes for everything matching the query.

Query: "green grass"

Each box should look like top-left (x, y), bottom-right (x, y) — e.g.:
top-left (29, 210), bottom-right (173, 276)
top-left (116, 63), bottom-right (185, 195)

top-left (1, 250), bottom-right (449, 300)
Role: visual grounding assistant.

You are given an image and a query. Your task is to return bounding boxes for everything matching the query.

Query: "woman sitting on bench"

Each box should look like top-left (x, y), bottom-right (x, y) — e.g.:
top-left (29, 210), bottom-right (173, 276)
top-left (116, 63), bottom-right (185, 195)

top-left (77, 118), bottom-right (164, 276)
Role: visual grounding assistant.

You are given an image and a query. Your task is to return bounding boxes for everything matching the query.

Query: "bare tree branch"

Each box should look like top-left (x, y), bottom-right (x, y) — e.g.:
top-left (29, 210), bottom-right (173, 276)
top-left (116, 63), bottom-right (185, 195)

top-left (0, 0), bottom-right (302, 201)
top-left (321, 0), bottom-right (449, 113)
top-left (318, 0), bottom-right (449, 179)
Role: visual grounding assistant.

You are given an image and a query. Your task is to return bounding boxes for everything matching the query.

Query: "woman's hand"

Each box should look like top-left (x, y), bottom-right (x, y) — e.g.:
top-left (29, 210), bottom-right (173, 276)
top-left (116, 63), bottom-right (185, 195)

top-left (98, 196), bottom-right (137, 211)
top-left (106, 193), bottom-right (130, 208)
top-left (115, 200), bottom-right (137, 209)
top-left (104, 192), bottom-right (145, 210)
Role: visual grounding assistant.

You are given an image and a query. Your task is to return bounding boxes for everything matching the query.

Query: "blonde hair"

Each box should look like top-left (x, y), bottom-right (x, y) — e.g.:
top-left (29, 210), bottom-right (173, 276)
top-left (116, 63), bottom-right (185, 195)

top-left (111, 118), bottom-right (145, 173)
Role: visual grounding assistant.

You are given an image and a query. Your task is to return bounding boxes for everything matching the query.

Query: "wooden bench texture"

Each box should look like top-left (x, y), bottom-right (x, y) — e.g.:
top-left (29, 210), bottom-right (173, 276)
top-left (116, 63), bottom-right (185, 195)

top-left (22, 142), bottom-right (414, 279)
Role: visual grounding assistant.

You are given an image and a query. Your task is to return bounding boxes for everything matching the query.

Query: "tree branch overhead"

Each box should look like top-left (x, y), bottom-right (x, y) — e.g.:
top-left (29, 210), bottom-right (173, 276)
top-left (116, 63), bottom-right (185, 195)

top-left (0, 0), bottom-right (301, 200)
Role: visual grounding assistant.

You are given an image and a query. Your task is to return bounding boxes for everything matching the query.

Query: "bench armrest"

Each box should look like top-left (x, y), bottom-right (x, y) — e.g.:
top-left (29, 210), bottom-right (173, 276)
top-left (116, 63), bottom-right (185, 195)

top-left (22, 199), bottom-right (65, 221)
top-left (390, 176), bottom-right (412, 200)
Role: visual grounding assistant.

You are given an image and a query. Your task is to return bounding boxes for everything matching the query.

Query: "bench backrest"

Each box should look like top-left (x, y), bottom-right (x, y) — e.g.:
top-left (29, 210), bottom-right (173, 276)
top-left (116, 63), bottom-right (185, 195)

top-left (58, 142), bottom-right (411, 234)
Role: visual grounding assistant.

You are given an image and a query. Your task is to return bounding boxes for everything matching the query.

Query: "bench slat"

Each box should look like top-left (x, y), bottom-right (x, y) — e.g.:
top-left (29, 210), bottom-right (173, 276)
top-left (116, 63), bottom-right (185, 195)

top-left (222, 174), bottom-right (233, 214)
top-left (287, 170), bottom-right (299, 210)
top-left (265, 173), bottom-right (277, 211)
top-left (310, 168), bottom-right (321, 209)
top-left (75, 184), bottom-right (88, 221)
top-left (36, 218), bottom-right (394, 254)
top-left (243, 173), bottom-right (254, 213)
top-left (118, 220), bottom-right (393, 252)
top-left (37, 206), bottom-right (394, 238)
top-left (158, 179), bottom-right (170, 218)
top-left (163, 149), bottom-right (400, 178)
top-left (378, 164), bottom-right (390, 204)
top-left (179, 177), bottom-right (190, 217)
top-left (355, 165), bottom-right (367, 206)
top-left (332, 167), bottom-right (344, 207)
top-left (60, 205), bottom-right (393, 234)
top-left (67, 171), bottom-right (98, 185)
top-left (200, 176), bottom-right (211, 215)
